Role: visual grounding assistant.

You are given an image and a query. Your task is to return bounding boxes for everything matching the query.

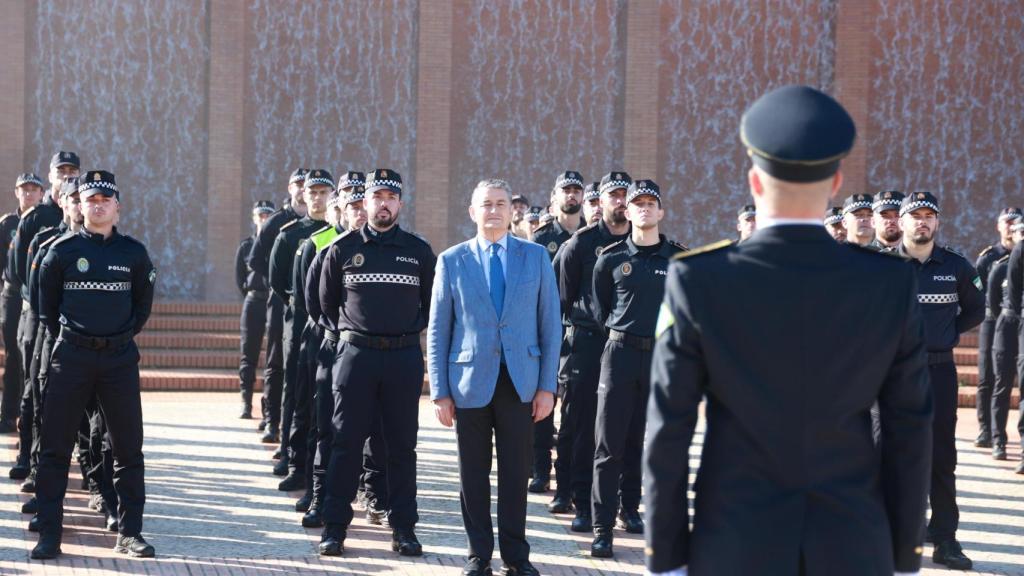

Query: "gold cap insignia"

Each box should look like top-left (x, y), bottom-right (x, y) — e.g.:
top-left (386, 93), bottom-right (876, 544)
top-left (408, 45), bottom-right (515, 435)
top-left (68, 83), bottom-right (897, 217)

top-left (614, 173), bottom-right (621, 180)
top-left (917, 193), bottom-right (925, 199)
top-left (381, 169), bottom-right (388, 178)
top-left (93, 173), bottom-right (101, 181)
top-left (884, 192), bottom-right (891, 199)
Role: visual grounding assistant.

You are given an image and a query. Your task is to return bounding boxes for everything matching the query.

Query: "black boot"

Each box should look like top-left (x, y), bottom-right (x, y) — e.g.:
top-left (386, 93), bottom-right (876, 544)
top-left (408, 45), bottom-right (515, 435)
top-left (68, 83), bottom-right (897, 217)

top-left (30, 532), bottom-right (61, 559)
top-left (570, 510), bottom-right (592, 533)
top-left (240, 390), bottom-right (253, 420)
top-left (27, 514), bottom-right (40, 532)
top-left (527, 476), bottom-right (550, 493)
top-left (318, 524), bottom-right (346, 556)
top-left (391, 528), bottom-right (423, 556)
top-left (617, 509), bottom-right (644, 534)
top-left (20, 471), bottom-right (36, 493)
top-left (114, 534), bottom-right (155, 557)
top-left (9, 456), bottom-right (30, 480)
top-left (278, 470), bottom-right (305, 492)
top-left (591, 529), bottom-right (614, 558)
top-left (974, 431), bottom-right (992, 448)
top-left (261, 424), bottom-right (279, 444)
top-left (21, 496), bottom-right (38, 514)
top-left (932, 539), bottom-right (972, 570)
top-left (548, 493), bottom-right (573, 514)
top-left (303, 479), bottom-right (325, 527)
top-left (295, 489), bottom-right (313, 512)
top-left (272, 457), bottom-right (289, 477)
top-left (993, 444), bottom-right (1007, 461)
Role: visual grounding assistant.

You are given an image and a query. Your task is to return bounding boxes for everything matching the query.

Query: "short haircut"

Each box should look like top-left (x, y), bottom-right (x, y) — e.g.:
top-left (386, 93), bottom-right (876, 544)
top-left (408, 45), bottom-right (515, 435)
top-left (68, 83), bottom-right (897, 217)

top-left (471, 178), bottom-right (512, 204)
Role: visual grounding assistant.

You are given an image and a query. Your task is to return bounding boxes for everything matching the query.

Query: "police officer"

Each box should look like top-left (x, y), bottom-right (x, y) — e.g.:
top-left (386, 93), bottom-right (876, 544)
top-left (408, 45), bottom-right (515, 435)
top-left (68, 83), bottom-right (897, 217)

top-left (869, 190), bottom-right (905, 250)
top-left (841, 193), bottom-right (873, 246)
top-left (736, 204), bottom-right (756, 241)
top-left (555, 171), bottom-right (631, 531)
top-left (974, 206), bottom-right (1022, 448)
top-left (510, 194), bottom-right (532, 239)
top-left (896, 191), bottom-right (984, 570)
top-left (589, 179), bottom-right (684, 558)
top-left (582, 182), bottom-right (602, 225)
top-left (235, 200), bottom-right (276, 419)
top-left (271, 170), bottom-right (332, 488)
top-left (1, 173), bottom-right (43, 437)
top-left (32, 170), bottom-right (156, 559)
top-left (524, 209), bottom-right (540, 237)
top-left (988, 220), bottom-right (1024, 462)
top-left (530, 171), bottom-right (583, 497)
top-left (247, 168), bottom-right (307, 442)
top-left (317, 168), bottom-right (435, 557)
top-left (823, 206), bottom-right (846, 241)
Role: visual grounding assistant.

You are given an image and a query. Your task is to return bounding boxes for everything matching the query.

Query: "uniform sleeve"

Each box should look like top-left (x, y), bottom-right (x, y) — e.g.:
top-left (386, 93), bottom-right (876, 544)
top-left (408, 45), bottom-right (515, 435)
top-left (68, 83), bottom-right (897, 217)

top-left (1006, 243), bottom-right (1024, 316)
top-left (878, 265), bottom-right (933, 573)
top-left (418, 244), bottom-right (437, 329)
top-left (591, 253), bottom-right (614, 330)
top-left (974, 252), bottom-right (991, 292)
top-left (305, 249), bottom-right (324, 327)
top-left (12, 216), bottom-right (32, 287)
top-left (235, 239), bottom-right (249, 296)
top-left (986, 264), bottom-right (1005, 316)
top-left (643, 263), bottom-right (704, 572)
top-left (558, 235), bottom-right (582, 316)
top-left (38, 248), bottom-right (63, 335)
top-left (319, 244), bottom-right (343, 331)
top-left (131, 246), bottom-right (156, 334)
top-left (426, 253), bottom-right (453, 401)
top-left (292, 241), bottom-right (313, 314)
top-left (955, 256), bottom-right (985, 334)
top-left (28, 246), bottom-right (47, 314)
top-left (247, 215), bottom-right (277, 279)
top-left (268, 233), bottom-right (289, 302)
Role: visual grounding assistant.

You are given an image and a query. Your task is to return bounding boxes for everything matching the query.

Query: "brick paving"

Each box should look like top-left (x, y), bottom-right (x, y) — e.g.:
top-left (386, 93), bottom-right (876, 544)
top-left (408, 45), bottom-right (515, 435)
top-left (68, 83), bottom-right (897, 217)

top-left (0, 392), bottom-right (1020, 575)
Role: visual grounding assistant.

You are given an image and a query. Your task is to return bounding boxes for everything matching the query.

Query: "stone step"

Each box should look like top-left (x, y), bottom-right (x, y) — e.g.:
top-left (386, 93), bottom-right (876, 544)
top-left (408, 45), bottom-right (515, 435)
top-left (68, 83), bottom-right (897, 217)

top-left (137, 331), bottom-right (243, 350)
top-left (146, 315), bottom-right (239, 332)
top-left (140, 349), bottom-right (260, 369)
top-left (151, 301), bottom-right (242, 316)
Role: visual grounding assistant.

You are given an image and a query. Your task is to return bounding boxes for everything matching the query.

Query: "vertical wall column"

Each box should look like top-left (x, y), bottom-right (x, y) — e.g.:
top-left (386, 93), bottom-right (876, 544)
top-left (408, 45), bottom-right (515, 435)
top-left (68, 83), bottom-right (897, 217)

top-left (414, 0), bottom-right (454, 250)
top-left (0, 0), bottom-right (27, 214)
top-left (833, 0), bottom-right (874, 196)
top-left (623, 0), bottom-right (660, 179)
top-left (205, 0), bottom-right (246, 301)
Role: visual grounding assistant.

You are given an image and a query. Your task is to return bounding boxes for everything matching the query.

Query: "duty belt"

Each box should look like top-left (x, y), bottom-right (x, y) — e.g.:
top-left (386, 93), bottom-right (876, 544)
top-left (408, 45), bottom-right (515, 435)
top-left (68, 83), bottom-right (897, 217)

top-left (338, 330), bottom-right (418, 350)
top-left (927, 350), bottom-right (954, 365)
top-left (59, 327), bottom-right (133, 350)
top-left (608, 329), bottom-right (653, 351)
top-left (323, 329), bottom-right (339, 343)
top-left (248, 289), bottom-right (269, 298)
top-left (565, 325), bottom-right (603, 341)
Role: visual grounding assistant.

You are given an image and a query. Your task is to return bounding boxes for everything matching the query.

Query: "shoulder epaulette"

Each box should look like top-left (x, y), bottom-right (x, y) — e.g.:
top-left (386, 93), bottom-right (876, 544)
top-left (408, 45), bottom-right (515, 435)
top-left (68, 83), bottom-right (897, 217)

top-left (50, 232), bottom-right (76, 249)
top-left (280, 219), bottom-right (299, 232)
top-left (575, 222), bottom-right (599, 237)
top-left (0, 213), bottom-right (17, 224)
top-left (325, 229), bottom-right (355, 250)
top-left (849, 242), bottom-right (910, 260)
top-left (674, 239), bottom-right (733, 260)
top-left (943, 245), bottom-right (966, 258)
top-left (997, 254), bottom-right (1011, 264)
top-left (533, 221), bottom-right (553, 234)
top-left (600, 239), bottom-right (626, 255)
top-left (979, 245), bottom-right (995, 258)
top-left (39, 233), bottom-right (61, 250)
top-left (669, 240), bottom-right (688, 251)
top-left (20, 206), bottom-right (36, 219)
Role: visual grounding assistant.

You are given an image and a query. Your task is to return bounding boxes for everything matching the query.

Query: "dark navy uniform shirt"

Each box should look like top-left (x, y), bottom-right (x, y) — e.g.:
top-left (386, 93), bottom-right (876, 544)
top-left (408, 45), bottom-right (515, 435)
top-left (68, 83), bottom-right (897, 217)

top-left (13, 198), bottom-right (62, 299)
top-left (557, 220), bottom-right (628, 330)
top-left (38, 227), bottom-right (155, 337)
top-left (532, 219), bottom-right (576, 262)
top-left (897, 243), bottom-right (985, 352)
top-left (300, 226), bottom-right (346, 331)
top-left (269, 217), bottom-right (327, 304)
top-left (990, 254), bottom-right (1011, 317)
top-left (976, 243), bottom-right (1010, 294)
top-left (0, 212), bottom-right (19, 291)
top-left (247, 206), bottom-right (300, 281)
top-left (235, 236), bottom-right (268, 296)
top-left (592, 236), bottom-right (686, 337)
top-left (28, 225), bottom-right (66, 314)
top-left (319, 224), bottom-right (435, 337)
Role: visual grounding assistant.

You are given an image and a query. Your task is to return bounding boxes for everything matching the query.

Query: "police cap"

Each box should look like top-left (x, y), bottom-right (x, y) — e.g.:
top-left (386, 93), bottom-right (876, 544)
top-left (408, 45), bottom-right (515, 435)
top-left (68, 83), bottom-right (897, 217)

top-left (842, 193), bottom-right (874, 215)
top-left (288, 168), bottom-right (309, 185)
top-left (740, 85), bottom-right (856, 183)
top-left (78, 170), bottom-right (119, 200)
top-left (59, 176), bottom-right (80, 198)
top-left (737, 204), bottom-right (756, 219)
top-left (305, 169), bottom-right (335, 189)
top-left (253, 200), bottom-right (275, 214)
top-left (823, 207), bottom-right (843, 225)
top-left (599, 172), bottom-right (632, 195)
top-left (626, 179), bottom-right (660, 204)
top-left (50, 151), bottom-right (80, 169)
top-left (338, 171), bottom-right (366, 191)
top-left (525, 208), bottom-right (541, 223)
top-left (555, 171), bottom-right (584, 189)
top-left (998, 206), bottom-right (1022, 222)
top-left (365, 169), bottom-right (402, 196)
top-left (900, 192), bottom-right (940, 217)
top-left (345, 185), bottom-right (366, 205)
top-left (872, 190), bottom-right (905, 212)
top-left (511, 194), bottom-right (530, 206)
top-left (15, 173), bottom-right (44, 189)
top-left (583, 182), bottom-right (600, 202)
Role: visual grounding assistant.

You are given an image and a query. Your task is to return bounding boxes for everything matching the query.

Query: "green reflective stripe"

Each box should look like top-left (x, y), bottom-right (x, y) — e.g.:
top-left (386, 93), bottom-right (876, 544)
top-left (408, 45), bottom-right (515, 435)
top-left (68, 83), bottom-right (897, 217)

top-left (311, 227), bottom-right (339, 252)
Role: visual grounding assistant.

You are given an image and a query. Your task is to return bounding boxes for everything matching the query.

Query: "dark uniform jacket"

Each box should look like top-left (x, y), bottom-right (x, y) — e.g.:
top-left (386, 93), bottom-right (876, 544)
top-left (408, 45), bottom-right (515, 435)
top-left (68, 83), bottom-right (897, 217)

top-left (300, 226), bottom-right (345, 332)
top-left (319, 224), bottom-right (435, 337)
top-left (0, 212), bottom-right (19, 292)
top-left (28, 225), bottom-right (66, 314)
top-left (988, 255), bottom-right (1011, 319)
top-left (532, 218), bottom-right (576, 262)
top-left (235, 236), bottom-right (268, 296)
top-left (895, 243), bottom-right (985, 352)
top-left (38, 227), bottom-right (155, 337)
top-left (557, 220), bottom-right (628, 330)
top-left (247, 206), bottom-right (300, 281)
top-left (268, 218), bottom-right (327, 305)
top-left (976, 243), bottom-right (1010, 294)
top-left (645, 225), bottom-right (933, 575)
top-left (591, 235), bottom-right (685, 336)
top-left (13, 198), bottom-right (62, 300)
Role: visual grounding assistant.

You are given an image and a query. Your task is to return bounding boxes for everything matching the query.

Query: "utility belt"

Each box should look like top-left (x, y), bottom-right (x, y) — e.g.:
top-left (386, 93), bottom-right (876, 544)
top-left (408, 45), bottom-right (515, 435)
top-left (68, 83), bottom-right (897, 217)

top-left (927, 350), bottom-right (954, 365)
top-left (59, 326), bottom-right (133, 350)
top-left (247, 289), bottom-right (269, 299)
top-left (608, 329), bottom-right (654, 351)
top-left (565, 325), bottom-right (604, 341)
top-left (338, 330), bottom-right (418, 350)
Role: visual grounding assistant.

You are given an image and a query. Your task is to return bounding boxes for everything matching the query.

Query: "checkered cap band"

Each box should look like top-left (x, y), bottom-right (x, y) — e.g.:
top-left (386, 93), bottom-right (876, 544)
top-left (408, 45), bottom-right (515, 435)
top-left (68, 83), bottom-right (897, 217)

top-left (842, 201), bottom-right (872, 215)
top-left (289, 172), bottom-right (307, 184)
top-left (64, 281), bottom-right (131, 291)
top-left (366, 179), bottom-right (402, 193)
top-left (305, 176), bottom-right (335, 189)
top-left (872, 198), bottom-right (901, 211)
top-left (556, 176), bottom-right (583, 189)
top-left (999, 210), bottom-right (1022, 221)
top-left (824, 214), bottom-right (843, 225)
top-left (345, 190), bottom-right (365, 204)
top-left (918, 293), bottom-right (957, 305)
top-left (899, 200), bottom-right (940, 217)
top-left (627, 188), bottom-right (660, 203)
top-left (16, 174), bottom-right (44, 188)
top-left (583, 187), bottom-right (600, 201)
top-left (344, 273), bottom-right (419, 286)
top-left (77, 181), bottom-right (119, 195)
top-left (600, 179), bottom-right (631, 195)
top-left (341, 176), bottom-right (365, 189)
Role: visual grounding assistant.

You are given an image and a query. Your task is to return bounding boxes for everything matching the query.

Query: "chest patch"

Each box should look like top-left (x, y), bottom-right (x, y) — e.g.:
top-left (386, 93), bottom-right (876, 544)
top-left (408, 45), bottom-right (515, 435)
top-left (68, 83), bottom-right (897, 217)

top-left (620, 262), bottom-right (632, 276)
top-left (76, 258), bottom-right (89, 273)
top-left (352, 253), bottom-right (365, 267)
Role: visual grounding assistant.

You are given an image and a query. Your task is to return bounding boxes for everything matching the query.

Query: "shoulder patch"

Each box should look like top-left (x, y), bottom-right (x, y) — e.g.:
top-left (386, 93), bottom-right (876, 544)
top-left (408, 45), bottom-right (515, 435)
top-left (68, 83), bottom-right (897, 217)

top-left (674, 239), bottom-right (734, 260)
top-left (849, 242), bottom-right (911, 260)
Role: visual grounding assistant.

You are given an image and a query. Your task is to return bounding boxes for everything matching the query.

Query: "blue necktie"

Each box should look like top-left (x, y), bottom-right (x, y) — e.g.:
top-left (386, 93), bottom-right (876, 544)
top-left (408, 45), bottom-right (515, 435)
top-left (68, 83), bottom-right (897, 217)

top-left (489, 243), bottom-right (505, 319)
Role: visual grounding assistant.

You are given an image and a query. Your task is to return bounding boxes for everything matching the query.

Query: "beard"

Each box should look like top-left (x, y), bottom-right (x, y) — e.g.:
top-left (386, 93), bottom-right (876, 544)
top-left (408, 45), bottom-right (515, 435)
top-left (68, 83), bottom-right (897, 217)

top-left (881, 228), bottom-right (902, 243)
top-left (373, 210), bottom-right (397, 228)
top-left (911, 229), bottom-right (934, 245)
top-left (560, 202), bottom-right (581, 215)
top-left (609, 207), bottom-right (627, 225)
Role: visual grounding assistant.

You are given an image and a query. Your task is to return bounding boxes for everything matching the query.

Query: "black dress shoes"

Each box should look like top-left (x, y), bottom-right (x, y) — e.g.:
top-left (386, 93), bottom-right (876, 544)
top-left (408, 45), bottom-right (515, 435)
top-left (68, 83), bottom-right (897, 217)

top-left (501, 560), bottom-right (540, 576)
top-left (28, 514), bottom-right (40, 532)
top-left (463, 556), bottom-right (493, 576)
top-left (21, 496), bottom-right (38, 514)
top-left (9, 459), bottom-right (30, 480)
top-left (571, 510), bottom-right (592, 533)
top-left (993, 445), bottom-right (1007, 460)
top-left (302, 505), bottom-right (324, 528)
top-left (295, 489), bottom-right (313, 511)
top-left (391, 528), bottom-right (423, 556)
top-left (932, 539), bottom-right (972, 570)
top-left (261, 427), bottom-right (279, 444)
top-left (527, 477), bottom-right (550, 493)
top-left (30, 532), bottom-right (61, 559)
top-left (21, 475), bottom-right (36, 493)
top-left (278, 471), bottom-right (305, 492)
top-left (318, 524), bottom-right (346, 556)
top-left (617, 509), bottom-right (644, 534)
top-left (591, 531), bottom-right (614, 558)
top-left (547, 494), bottom-right (572, 514)
top-left (114, 534), bottom-right (155, 557)
top-left (272, 458), bottom-right (289, 477)
top-left (974, 433), bottom-right (992, 448)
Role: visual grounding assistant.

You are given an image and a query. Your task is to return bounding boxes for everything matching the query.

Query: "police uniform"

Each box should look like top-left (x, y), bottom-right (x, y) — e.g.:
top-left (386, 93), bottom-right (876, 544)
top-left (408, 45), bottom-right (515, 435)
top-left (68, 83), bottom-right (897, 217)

top-left (317, 169), bottom-right (435, 556)
top-left (894, 191), bottom-right (983, 567)
top-left (644, 85), bottom-right (933, 576)
top-left (528, 171), bottom-right (583, 498)
top-left (1000, 227), bottom-right (1024, 473)
top-left (0, 174), bottom-right (35, 433)
top-left (988, 249), bottom-right (1016, 460)
top-left (841, 193), bottom-right (873, 247)
top-left (32, 171), bottom-right (157, 559)
top-left (736, 204), bottom-right (755, 242)
top-left (973, 206), bottom-right (1021, 447)
top-left (867, 191), bottom-right (906, 251)
top-left (247, 168), bottom-right (306, 438)
top-left (236, 200), bottom-right (276, 419)
top-left (590, 180), bottom-right (684, 557)
top-left (271, 170), bottom-right (332, 487)
top-left (555, 171), bottom-right (631, 529)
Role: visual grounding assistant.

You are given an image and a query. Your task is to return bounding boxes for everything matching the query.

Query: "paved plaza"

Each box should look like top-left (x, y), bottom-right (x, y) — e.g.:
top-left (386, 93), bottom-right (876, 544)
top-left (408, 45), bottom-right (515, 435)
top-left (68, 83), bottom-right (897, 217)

top-left (0, 392), bottom-right (1021, 575)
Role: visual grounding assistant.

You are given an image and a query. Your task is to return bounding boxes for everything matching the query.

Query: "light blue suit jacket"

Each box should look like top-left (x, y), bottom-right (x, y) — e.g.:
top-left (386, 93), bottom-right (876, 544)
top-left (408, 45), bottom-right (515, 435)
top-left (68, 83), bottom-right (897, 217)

top-left (427, 235), bottom-right (562, 409)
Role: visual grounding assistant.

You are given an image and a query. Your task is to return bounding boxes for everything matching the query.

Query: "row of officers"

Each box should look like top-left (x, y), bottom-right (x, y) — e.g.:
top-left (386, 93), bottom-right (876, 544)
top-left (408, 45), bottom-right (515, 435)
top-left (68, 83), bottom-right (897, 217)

top-left (0, 151), bottom-right (157, 559)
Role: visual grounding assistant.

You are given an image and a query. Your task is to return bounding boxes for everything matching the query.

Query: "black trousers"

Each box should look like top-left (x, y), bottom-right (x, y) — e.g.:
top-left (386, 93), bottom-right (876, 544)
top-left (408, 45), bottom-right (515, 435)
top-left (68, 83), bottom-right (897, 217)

top-left (280, 305), bottom-right (306, 457)
top-left (992, 315), bottom-right (1018, 448)
top-left (261, 293), bottom-right (285, 426)
top-left (322, 342), bottom-right (421, 530)
top-left (36, 339), bottom-right (145, 537)
top-left (592, 339), bottom-right (649, 530)
top-left (360, 413), bottom-right (390, 510)
top-left (562, 328), bottom-right (605, 511)
top-left (532, 400), bottom-right (556, 482)
top-left (975, 316), bottom-right (996, 438)
top-left (290, 321), bottom-right (320, 475)
top-left (0, 290), bottom-right (22, 422)
top-left (927, 360), bottom-right (959, 543)
top-left (455, 366), bottom-right (533, 564)
top-left (85, 400), bottom-right (117, 510)
top-left (239, 291), bottom-right (269, 394)
top-left (312, 337), bottom-right (337, 497)
top-left (15, 306), bottom-right (37, 463)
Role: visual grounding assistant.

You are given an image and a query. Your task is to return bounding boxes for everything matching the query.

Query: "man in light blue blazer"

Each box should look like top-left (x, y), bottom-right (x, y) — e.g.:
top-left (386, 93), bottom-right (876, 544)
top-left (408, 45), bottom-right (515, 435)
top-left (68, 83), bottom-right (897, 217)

top-left (427, 178), bottom-right (561, 576)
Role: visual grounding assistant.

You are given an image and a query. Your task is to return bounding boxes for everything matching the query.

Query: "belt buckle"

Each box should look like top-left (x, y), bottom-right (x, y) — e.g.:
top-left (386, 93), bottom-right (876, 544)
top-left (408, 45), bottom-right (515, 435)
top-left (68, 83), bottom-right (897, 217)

top-left (377, 337), bottom-right (391, 350)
